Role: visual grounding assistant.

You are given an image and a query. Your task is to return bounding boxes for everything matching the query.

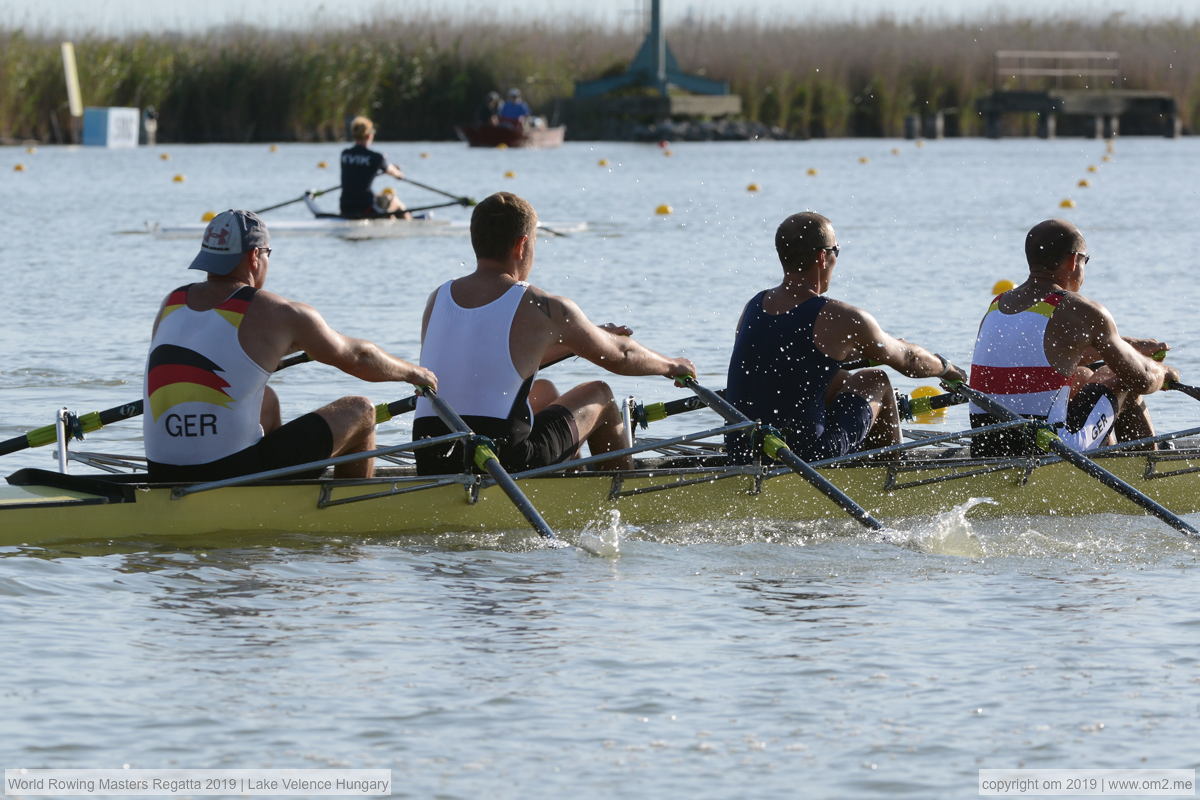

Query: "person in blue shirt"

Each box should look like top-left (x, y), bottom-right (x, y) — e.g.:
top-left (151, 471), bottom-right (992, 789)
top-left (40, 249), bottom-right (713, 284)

top-left (498, 89), bottom-right (532, 128)
top-left (339, 116), bottom-right (409, 219)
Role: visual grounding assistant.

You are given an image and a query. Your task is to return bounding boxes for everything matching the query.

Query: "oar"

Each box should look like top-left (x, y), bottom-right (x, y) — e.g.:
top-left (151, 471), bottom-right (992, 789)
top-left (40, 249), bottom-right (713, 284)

top-left (634, 388), bottom-right (964, 428)
top-left (254, 184), bottom-right (341, 215)
top-left (0, 352), bottom-right (314, 458)
top-left (950, 382), bottom-right (1198, 537)
top-left (536, 222), bottom-right (570, 238)
top-left (418, 386), bottom-right (558, 541)
top-left (676, 376), bottom-right (884, 530)
top-left (1166, 380), bottom-right (1200, 403)
top-left (397, 177), bottom-right (476, 207)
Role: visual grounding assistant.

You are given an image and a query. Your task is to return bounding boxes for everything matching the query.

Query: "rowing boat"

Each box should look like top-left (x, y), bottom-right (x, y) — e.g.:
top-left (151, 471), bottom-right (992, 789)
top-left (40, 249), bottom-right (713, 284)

top-left (454, 123), bottom-right (566, 149)
top-left (5, 430), bottom-right (1199, 548)
top-left (139, 218), bottom-right (588, 241)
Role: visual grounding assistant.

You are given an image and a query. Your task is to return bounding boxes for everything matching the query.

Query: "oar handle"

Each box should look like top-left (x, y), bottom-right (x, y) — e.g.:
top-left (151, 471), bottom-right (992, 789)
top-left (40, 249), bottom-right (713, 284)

top-left (399, 177), bottom-right (476, 206)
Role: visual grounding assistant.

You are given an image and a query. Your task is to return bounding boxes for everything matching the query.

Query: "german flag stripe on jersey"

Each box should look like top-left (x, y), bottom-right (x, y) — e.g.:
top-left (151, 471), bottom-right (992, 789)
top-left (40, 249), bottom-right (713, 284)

top-left (215, 286), bottom-right (255, 328)
top-left (158, 288), bottom-right (192, 323)
top-left (146, 344), bottom-right (233, 420)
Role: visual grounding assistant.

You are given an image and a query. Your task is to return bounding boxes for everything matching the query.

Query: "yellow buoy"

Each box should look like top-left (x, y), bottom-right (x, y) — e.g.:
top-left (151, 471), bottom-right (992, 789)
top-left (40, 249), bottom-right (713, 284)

top-left (663, 149), bottom-right (673, 156)
top-left (172, 174), bottom-right (185, 183)
top-left (25, 146), bottom-right (36, 155)
top-left (269, 144), bottom-right (279, 153)
top-left (891, 147), bottom-right (901, 156)
top-left (858, 156), bottom-right (869, 164)
top-left (806, 167), bottom-right (818, 176)
top-left (1078, 179), bottom-right (1090, 188)
top-left (317, 161), bottom-right (328, 169)
top-left (598, 158), bottom-right (609, 167)
top-left (991, 279), bottom-right (1015, 295)
top-left (1059, 198), bottom-right (1076, 208)
top-left (746, 183), bottom-right (760, 192)
top-left (504, 170), bottom-right (516, 178)
top-left (1087, 164), bottom-right (1098, 173)
top-left (910, 384), bottom-right (946, 423)
top-left (159, 152), bottom-right (170, 161)
top-left (655, 204), bottom-right (673, 215)
top-left (13, 163), bottom-right (26, 172)
top-left (496, 143), bottom-right (508, 150)
top-left (1102, 154), bottom-right (1112, 162)
top-left (915, 139), bottom-right (925, 148)
top-left (201, 211), bottom-right (216, 222)
top-left (419, 152), bottom-right (429, 159)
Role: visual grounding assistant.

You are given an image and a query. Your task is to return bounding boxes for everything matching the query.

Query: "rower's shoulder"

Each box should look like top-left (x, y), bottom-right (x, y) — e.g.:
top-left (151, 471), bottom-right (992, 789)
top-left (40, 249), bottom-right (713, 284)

top-left (818, 295), bottom-right (874, 323)
top-left (519, 283), bottom-right (580, 322)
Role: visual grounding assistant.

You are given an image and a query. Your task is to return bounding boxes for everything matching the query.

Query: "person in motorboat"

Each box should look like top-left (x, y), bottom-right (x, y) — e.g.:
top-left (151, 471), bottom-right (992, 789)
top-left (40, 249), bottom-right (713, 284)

top-left (339, 116), bottom-right (410, 219)
top-left (143, 210), bottom-right (436, 482)
top-left (968, 218), bottom-right (1179, 456)
top-left (725, 211), bottom-right (967, 464)
top-left (412, 192), bottom-right (695, 474)
top-left (497, 88), bottom-right (532, 129)
top-left (476, 91), bottom-right (502, 125)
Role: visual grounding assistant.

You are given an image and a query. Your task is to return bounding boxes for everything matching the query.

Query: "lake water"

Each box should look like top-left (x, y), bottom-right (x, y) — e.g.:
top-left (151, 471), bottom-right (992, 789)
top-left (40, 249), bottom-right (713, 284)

top-left (2, 138), bottom-right (1199, 798)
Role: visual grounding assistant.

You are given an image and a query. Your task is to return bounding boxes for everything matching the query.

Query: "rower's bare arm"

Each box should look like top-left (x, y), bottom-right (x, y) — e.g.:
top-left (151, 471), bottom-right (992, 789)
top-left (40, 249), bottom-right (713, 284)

top-left (1089, 305), bottom-right (1174, 394)
top-left (842, 307), bottom-right (966, 381)
top-left (554, 296), bottom-right (693, 378)
top-left (386, 163), bottom-right (404, 180)
top-left (290, 303), bottom-right (437, 389)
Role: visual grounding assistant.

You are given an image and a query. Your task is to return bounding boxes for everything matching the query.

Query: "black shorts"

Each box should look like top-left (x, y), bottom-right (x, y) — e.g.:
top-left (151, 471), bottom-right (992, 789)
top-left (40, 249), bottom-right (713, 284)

top-left (147, 412), bottom-right (334, 483)
top-left (500, 404), bottom-right (580, 471)
top-left (413, 405), bottom-right (580, 475)
top-left (725, 393), bottom-right (874, 464)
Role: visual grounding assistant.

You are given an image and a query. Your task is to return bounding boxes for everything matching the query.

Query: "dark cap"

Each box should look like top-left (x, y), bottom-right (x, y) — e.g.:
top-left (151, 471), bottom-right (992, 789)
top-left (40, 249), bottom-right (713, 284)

top-left (189, 210), bottom-right (270, 275)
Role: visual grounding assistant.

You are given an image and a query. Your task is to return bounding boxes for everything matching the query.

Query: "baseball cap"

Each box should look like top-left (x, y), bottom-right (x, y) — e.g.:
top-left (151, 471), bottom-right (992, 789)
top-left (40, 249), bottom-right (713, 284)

top-left (189, 210), bottom-right (270, 275)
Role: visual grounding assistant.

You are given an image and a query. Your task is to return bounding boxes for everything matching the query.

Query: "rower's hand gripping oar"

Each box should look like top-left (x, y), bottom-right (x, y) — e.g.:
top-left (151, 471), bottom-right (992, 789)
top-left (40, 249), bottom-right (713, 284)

top-left (253, 184), bottom-right (341, 215)
top-left (946, 380), bottom-right (1199, 537)
top-left (674, 376), bottom-right (885, 531)
top-left (0, 352), bottom-right (314, 458)
top-left (418, 386), bottom-right (559, 542)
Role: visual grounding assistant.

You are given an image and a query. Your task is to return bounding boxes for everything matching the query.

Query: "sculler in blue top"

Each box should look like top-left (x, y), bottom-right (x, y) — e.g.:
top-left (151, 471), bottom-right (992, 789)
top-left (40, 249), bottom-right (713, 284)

top-left (339, 116), bottom-right (410, 219)
top-left (725, 211), bottom-right (967, 463)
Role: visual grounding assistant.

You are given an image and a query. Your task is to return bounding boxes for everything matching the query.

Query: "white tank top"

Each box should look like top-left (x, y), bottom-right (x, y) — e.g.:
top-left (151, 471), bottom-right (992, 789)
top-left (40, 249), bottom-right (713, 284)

top-left (414, 279), bottom-right (530, 423)
top-left (143, 285), bottom-right (270, 465)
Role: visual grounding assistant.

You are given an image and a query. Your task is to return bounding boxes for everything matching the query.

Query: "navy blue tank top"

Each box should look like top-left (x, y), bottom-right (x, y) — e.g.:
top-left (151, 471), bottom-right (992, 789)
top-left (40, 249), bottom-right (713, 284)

top-left (339, 144), bottom-right (387, 216)
top-left (724, 292), bottom-right (841, 462)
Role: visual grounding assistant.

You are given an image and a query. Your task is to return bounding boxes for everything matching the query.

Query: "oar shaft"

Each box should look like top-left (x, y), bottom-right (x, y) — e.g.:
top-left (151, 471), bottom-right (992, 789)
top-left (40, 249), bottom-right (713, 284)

top-left (399, 177), bottom-right (465, 202)
top-left (422, 389), bottom-right (558, 540)
top-left (681, 378), bottom-right (884, 530)
top-left (954, 383), bottom-right (1197, 536)
top-left (255, 184), bottom-right (340, 214)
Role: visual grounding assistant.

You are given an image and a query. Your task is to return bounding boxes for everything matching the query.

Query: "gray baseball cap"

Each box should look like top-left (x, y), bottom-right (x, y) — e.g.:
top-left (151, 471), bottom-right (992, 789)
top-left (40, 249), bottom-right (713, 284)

top-left (189, 209), bottom-right (270, 275)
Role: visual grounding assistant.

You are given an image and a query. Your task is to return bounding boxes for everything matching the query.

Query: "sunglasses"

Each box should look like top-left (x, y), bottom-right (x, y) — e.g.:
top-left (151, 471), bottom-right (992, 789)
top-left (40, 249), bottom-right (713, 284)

top-left (1073, 251), bottom-right (1089, 265)
top-left (823, 245), bottom-right (840, 258)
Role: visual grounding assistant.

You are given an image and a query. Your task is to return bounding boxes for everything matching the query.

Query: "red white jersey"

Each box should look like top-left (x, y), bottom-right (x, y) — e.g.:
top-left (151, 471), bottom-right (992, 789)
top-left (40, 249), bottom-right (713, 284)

top-left (968, 291), bottom-right (1071, 417)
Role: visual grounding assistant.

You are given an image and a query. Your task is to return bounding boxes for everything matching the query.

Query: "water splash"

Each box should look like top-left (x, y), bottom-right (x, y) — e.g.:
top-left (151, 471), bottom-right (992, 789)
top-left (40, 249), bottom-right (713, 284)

top-left (884, 497), bottom-right (996, 557)
top-left (578, 508), bottom-right (624, 558)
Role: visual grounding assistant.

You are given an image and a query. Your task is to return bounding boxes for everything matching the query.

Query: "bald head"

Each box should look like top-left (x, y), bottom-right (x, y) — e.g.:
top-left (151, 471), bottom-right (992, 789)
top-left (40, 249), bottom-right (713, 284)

top-left (1025, 219), bottom-right (1086, 273)
top-left (775, 212), bottom-right (835, 273)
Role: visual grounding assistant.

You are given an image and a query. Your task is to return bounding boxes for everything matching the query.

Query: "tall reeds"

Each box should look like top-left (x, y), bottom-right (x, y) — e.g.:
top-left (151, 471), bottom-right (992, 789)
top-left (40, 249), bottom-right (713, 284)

top-left (2, 12), bottom-right (1197, 142)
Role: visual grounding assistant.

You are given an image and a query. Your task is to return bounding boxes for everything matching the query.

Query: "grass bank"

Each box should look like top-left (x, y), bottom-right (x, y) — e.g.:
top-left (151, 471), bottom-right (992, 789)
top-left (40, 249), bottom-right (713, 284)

top-left (2, 13), bottom-right (1198, 142)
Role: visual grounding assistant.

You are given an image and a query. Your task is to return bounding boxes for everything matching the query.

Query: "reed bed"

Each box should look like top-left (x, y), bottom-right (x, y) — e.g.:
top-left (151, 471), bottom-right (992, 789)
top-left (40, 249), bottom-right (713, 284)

top-left (2, 12), bottom-right (1198, 142)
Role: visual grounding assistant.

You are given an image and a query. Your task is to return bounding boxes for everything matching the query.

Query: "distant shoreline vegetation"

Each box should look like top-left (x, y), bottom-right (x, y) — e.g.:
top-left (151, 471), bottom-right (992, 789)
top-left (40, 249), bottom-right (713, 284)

top-left (2, 14), bottom-right (1197, 142)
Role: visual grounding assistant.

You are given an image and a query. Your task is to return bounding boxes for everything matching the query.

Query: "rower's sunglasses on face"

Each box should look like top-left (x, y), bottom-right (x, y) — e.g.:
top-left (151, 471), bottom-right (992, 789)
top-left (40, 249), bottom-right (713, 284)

top-left (1073, 251), bottom-right (1089, 265)
top-left (258, 247), bottom-right (272, 257)
top-left (824, 245), bottom-right (840, 258)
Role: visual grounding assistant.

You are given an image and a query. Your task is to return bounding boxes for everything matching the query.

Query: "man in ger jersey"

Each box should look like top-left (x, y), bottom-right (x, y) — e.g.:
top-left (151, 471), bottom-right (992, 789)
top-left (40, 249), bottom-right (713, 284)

top-left (725, 211), bottom-right (966, 463)
top-left (968, 218), bottom-right (1178, 456)
top-left (412, 192), bottom-right (695, 474)
top-left (339, 116), bottom-right (409, 219)
top-left (143, 210), bottom-right (435, 482)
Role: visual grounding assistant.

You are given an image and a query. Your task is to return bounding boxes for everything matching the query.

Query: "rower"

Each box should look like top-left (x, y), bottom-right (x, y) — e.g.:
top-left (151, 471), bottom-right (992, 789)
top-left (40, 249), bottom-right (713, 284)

top-left (143, 209), bottom-right (435, 482)
top-left (725, 211), bottom-right (966, 463)
top-left (968, 218), bottom-right (1179, 456)
top-left (412, 192), bottom-right (694, 474)
top-left (339, 116), bottom-right (410, 219)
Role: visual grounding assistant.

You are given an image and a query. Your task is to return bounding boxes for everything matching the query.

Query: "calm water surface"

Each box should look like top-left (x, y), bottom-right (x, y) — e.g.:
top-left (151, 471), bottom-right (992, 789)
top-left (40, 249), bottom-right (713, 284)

top-left (2, 138), bottom-right (1199, 798)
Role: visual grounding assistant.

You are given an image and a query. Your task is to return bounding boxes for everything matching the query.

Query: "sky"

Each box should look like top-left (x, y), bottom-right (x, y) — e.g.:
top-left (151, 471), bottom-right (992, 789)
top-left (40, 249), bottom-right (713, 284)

top-left (2, 0), bottom-right (1198, 34)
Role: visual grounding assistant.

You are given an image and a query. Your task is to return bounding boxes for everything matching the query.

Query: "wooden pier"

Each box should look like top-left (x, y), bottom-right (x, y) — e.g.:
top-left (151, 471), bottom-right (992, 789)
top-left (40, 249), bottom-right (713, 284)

top-left (975, 51), bottom-right (1180, 138)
